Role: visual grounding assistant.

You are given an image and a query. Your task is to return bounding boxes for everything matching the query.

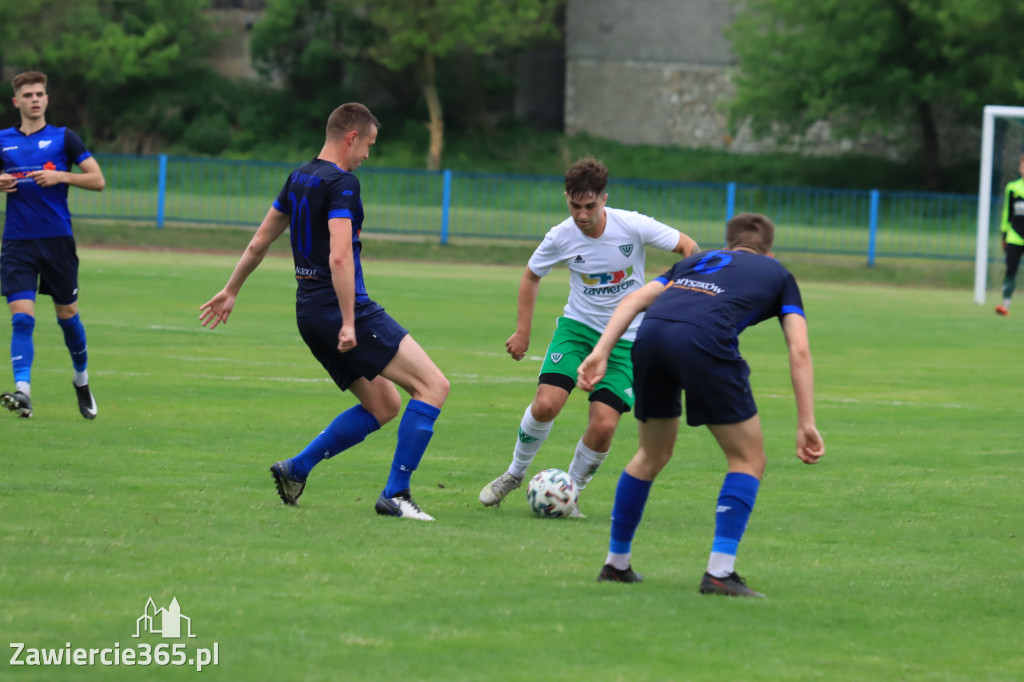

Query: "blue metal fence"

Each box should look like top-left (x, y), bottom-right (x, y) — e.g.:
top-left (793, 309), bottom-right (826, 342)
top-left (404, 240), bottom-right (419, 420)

top-left (0, 152), bottom-right (998, 264)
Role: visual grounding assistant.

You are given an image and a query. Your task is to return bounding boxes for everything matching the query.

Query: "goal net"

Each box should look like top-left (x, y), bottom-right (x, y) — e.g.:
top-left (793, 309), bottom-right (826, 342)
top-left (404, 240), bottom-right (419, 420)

top-left (975, 106), bottom-right (1024, 303)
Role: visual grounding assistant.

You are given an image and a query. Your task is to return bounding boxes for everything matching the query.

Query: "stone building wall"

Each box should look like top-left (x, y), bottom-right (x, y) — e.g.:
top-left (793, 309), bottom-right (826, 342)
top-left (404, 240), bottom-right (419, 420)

top-left (564, 0), bottom-right (978, 164)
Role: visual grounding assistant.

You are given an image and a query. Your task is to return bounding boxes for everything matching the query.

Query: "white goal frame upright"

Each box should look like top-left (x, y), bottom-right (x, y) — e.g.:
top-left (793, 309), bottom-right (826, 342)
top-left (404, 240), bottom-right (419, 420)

top-left (975, 105), bottom-right (1024, 304)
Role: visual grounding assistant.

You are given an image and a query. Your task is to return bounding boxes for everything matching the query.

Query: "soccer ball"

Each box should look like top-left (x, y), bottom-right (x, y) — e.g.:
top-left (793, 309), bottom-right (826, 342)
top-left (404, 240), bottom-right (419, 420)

top-left (526, 468), bottom-right (579, 518)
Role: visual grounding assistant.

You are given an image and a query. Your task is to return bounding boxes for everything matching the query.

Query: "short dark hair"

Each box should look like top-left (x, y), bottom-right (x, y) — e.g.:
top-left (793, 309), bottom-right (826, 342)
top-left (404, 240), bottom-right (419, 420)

top-left (12, 71), bottom-right (47, 94)
top-left (725, 212), bottom-right (776, 255)
top-left (564, 157), bottom-right (608, 200)
top-left (326, 103), bottom-right (379, 141)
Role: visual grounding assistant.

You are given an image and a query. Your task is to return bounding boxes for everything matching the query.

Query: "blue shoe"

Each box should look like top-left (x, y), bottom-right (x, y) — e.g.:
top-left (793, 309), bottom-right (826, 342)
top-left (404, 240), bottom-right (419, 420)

top-left (270, 460), bottom-right (306, 506)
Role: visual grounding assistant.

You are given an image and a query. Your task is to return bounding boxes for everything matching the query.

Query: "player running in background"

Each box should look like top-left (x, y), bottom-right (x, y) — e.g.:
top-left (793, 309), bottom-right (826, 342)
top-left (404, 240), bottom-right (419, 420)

top-left (578, 212), bottom-right (824, 596)
top-left (0, 71), bottom-right (105, 419)
top-left (478, 157), bottom-right (699, 516)
top-left (995, 150), bottom-right (1024, 316)
top-left (199, 103), bottom-right (449, 521)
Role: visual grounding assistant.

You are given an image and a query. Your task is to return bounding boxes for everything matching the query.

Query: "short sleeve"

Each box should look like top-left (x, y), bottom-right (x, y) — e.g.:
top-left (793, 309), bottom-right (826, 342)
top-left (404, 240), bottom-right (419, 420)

top-left (64, 129), bottom-right (91, 166)
top-left (328, 173), bottom-right (360, 220)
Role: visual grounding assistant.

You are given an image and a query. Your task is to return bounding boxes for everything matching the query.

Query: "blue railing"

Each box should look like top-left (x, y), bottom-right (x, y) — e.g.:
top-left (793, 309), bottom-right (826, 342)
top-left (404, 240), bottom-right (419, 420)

top-left (0, 153), bottom-right (998, 264)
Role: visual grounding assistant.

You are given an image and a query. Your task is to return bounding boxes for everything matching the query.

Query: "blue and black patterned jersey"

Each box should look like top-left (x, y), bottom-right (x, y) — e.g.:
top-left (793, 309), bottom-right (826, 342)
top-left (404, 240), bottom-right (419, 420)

top-left (646, 249), bottom-right (805, 341)
top-left (272, 158), bottom-right (370, 316)
top-left (0, 124), bottom-right (92, 240)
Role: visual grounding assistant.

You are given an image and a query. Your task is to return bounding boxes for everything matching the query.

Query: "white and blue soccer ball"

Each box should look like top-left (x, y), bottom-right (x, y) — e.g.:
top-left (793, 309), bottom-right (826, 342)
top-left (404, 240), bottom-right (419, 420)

top-left (526, 468), bottom-right (578, 518)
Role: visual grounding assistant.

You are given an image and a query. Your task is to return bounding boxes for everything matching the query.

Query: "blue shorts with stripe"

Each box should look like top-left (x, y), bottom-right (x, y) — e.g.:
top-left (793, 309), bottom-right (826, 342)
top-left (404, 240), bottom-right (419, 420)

top-left (296, 301), bottom-right (408, 391)
top-left (1, 236), bottom-right (80, 304)
top-left (632, 318), bottom-right (757, 427)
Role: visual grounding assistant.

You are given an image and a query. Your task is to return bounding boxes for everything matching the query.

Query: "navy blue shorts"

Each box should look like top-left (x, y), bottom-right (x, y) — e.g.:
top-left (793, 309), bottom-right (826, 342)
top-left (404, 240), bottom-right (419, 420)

top-left (1, 236), bottom-right (80, 304)
top-left (632, 318), bottom-right (757, 427)
top-left (297, 302), bottom-right (408, 391)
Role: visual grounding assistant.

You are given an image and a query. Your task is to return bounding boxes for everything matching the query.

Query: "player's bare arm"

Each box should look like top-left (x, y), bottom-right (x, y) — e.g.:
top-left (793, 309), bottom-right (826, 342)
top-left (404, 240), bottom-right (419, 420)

top-left (199, 207), bottom-right (290, 329)
top-left (671, 232), bottom-right (700, 257)
top-left (506, 267), bottom-right (542, 361)
top-left (28, 157), bottom-right (105, 191)
top-left (329, 216), bottom-right (357, 353)
top-left (577, 280), bottom-right (667, 391)
top-left (781, 312), bottom-right (824, 464)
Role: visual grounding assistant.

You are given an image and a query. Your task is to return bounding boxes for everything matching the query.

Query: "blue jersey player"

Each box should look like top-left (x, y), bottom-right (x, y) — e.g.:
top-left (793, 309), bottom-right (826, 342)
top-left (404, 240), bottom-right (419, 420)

top-left (578, 212), bottom-right (825, 596)
top-left (0, 71), bottom-right (106, 419)
top-left (199, 103), bottom-right (449, 521)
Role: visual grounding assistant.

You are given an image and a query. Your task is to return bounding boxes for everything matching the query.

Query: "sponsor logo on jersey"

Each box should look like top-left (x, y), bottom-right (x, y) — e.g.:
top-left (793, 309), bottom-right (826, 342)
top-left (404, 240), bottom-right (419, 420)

top-left (671, 278), bottom-right (724, 295)
top-left (572, 255), bottom-right (585, 264)
top-left (581, 280), bottom-right (640, 296)
top-left (618, 244), bottom-right (633, 257)
top-left (550, 352), bottom-right (563, 363)
top-left (2, 146), bottom-right (16, 152)
top-left (582, 265), bottom-right (634, 286)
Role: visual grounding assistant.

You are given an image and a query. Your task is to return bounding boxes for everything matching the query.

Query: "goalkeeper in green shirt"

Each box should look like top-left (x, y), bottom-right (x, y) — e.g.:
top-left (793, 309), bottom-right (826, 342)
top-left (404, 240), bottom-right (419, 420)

top-left (997, 151), bottom-right (1024, 316)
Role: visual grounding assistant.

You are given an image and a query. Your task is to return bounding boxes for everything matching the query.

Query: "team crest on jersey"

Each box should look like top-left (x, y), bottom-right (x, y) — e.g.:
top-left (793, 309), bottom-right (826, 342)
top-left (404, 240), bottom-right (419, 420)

top-left (619, 244), bottom-right (634, 257)
top-left (550, 352), bottom-right (564, 364)
top-left (38, 140), bottom-right (52, 149)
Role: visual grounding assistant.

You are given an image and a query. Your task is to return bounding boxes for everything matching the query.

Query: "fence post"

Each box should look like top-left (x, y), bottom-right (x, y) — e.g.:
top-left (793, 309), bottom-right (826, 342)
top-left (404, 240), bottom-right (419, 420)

top-left (724, 182), bottom-right (736, 245)
top-left (156, 154), bottom-right (168, 229)
top-left (867, 189), bottom-right (880, 267)
top-left (440, 169), bottom-right (452, 245)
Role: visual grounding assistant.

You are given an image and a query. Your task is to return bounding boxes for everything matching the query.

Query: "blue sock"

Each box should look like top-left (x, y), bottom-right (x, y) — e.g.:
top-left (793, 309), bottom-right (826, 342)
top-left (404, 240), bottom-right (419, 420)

top-left (57, 314), bottom-right (88, 372)
top-left (290, 405), bottom-right (381, 479)
top-left (711, 472), bottom-right (761, 557)
top-left (383, 399), bottom-right (441, 498)
top-left (10, 313), bottom-right (35, 385)
top-left (609, 471), bottom-right (654, 555)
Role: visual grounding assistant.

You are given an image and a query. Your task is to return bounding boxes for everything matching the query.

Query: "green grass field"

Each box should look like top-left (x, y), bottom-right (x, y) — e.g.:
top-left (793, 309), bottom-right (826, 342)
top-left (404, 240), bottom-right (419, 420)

top-left (2, 247), bottom-right (1022, 681)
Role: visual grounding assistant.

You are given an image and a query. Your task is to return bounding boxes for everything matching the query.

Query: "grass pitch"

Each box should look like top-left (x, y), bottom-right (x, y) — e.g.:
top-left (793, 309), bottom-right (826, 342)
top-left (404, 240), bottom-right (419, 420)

top-left (1, 247), bottom-right (1022, 681)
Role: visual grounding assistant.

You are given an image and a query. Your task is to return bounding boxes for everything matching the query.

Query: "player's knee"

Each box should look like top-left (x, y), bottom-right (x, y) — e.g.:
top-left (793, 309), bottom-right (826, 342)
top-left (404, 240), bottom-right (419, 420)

top-left (531, 396), bottom-right (562, 422)
top-left (365, 389), bottom-right (402, 425)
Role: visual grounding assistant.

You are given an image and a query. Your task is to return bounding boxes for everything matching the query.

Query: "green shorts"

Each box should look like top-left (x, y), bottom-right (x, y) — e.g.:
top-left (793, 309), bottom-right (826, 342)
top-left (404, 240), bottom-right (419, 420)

top-left (539, 316), bottom-right (635, 410)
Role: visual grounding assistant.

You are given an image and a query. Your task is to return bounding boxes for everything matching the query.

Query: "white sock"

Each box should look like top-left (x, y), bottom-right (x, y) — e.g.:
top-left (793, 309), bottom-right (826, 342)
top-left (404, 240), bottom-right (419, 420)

top-left (15, 381), bottom-right (30, 397)
top-left (1004, 299), bottom-right (1012, 308)
top-left (605, 551), bottom-right (631, 570)
top-left (73, 370), bottom-right (89, 388)
top-left (568, 438), bottom-right (609, 491)
top-left (707, 552), bottom-right (736, 578)
top-left (509, 403), bottom-right (553, 478)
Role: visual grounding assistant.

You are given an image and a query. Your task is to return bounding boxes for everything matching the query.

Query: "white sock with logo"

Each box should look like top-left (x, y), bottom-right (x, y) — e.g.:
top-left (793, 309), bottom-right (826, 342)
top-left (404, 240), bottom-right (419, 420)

top-left (509, 403), bottom-right (553, 478)
top-left (568, 438), bottom-right (608, 491)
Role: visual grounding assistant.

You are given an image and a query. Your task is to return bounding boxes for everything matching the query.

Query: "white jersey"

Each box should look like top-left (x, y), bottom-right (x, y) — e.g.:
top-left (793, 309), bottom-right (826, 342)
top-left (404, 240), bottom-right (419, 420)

top-left (528, 207), bottom-right (681, 341)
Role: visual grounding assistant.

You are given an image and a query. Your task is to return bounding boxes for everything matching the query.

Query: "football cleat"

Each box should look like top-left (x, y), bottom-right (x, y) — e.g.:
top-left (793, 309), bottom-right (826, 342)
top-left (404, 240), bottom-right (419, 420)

top-left (478, 471), bottom-right (524, 507)
top-left (567, 502), bottom-right (587, 518)
top-left (375, 491), bottom-right (434, 521)
top-left (1, 390), bottom-right (32, 418)
top-left (598, 564), bottom-right (643, 583)
top-left (699, 572), bottom-right (765, 598)
top-left (74, 382), bottom-right (97, 419)
top-left (995, 305), bottom-right (1010, 317)
top-left (270, 460), bottom-right (306, 506)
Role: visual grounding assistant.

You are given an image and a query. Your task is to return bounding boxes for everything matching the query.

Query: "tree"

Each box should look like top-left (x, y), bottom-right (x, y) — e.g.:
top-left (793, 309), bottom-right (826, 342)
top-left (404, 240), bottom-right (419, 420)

top-left (727, 0), bottom-right (1024, 190)
top-left (353, 0), bottom-right (564, 170)
top-left (0, 0), bottom-right (220, 150)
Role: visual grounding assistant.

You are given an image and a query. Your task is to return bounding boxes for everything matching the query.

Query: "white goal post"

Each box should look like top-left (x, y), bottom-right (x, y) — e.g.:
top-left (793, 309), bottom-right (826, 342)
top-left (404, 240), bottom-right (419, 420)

top-left (975, 105), bottom-right (1024, 304)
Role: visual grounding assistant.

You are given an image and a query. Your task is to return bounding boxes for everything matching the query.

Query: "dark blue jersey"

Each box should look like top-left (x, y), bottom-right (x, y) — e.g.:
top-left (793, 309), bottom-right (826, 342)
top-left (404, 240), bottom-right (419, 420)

top-left (0, 125), bottom-right (92, 240)
top-left (272, 158), bottom-right (370, 316)
top-left (646, 250), bottom-right (805, 342)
